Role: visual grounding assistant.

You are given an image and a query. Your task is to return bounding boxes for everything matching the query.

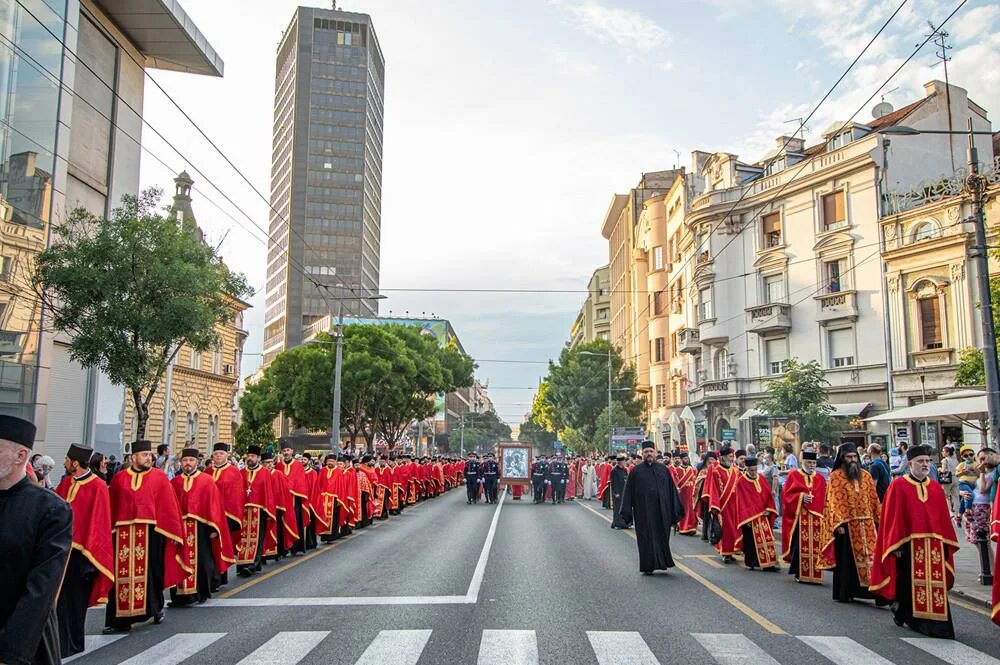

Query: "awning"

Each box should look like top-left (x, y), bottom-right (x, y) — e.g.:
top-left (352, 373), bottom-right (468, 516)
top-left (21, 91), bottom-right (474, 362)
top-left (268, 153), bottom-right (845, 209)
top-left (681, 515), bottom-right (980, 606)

top-left (739, 408), bottom-right (765, 421)
top-left (865, 395), bottom-right (987, 423)
top-left (830, 402), bottom-right (871, 418)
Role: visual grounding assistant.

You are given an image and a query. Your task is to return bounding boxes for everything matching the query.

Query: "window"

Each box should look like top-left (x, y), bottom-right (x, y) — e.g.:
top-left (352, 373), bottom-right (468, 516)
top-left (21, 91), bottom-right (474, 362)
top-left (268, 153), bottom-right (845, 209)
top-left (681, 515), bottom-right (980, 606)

top-left (912, 222), bottom-right (937, 242)
top-left (0, 256), bottom-right (10, 280)
top-left (714, 348), bottom-right (729, 379)
top-left (765, 338), bottom-right (788, 375)
top-left (166, 410), bottom-right (176, 447)
top-left (655, 384), bottom-right (667, 408)
top-left (653, 246), bottom-right (664, 271)
top-left (697, 228), bottom-right (710, 263)
top-left (671, 332), bottom-right (679, 356)
top-left (825, 258), bottom-right (847, 293)
top-left (653, 291), bottom-right (665, 316)
top-left (694, 356), bottom-right (703, 383)
top-left (765, 274), bottom-right (786, 304)
top-left (212, 345), bottom-right (223, 374)
top-left (190, 349), bottom-right (202, 370)
top-left (698, 288), bottom-right (713, 321)
top-left (672, 277), bottom-right (685, 313)
top-left (597, 308), bottom-right (609, 321)
top-left (828, 328), bottom-right (855, 368)
top-left (918, 296), bottom-right (943, 350)
top-left (654, 337), bottom-right (666, 363)
top-left (762, 212), bottom-right (782, 248)
top-left (207, 415), bottom-right (218, 446)
top-left (185, 412), bottom-right (195, 443)
top-left (822, 191), bottom-right (847, 231)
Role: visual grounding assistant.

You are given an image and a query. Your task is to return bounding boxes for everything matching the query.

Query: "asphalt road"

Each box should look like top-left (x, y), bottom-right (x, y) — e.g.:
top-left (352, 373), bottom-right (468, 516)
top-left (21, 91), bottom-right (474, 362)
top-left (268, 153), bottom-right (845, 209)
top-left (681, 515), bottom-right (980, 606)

top-left (73, 485), bottom-right (999, 665)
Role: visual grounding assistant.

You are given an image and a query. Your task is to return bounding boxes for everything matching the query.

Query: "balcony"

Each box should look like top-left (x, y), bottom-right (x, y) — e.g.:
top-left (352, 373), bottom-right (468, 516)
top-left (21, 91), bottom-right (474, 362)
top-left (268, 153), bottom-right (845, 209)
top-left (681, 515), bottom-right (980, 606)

top-left (815, 290), bottom-right (858, 323)
top-left (678, 327), bottom-right (701, 355)
top-left (703, 380), bottom-right (730, 394)
top-left (746, 303), bottom-right (792, 334)
top-left (910, 348), bottom-right (954, 369)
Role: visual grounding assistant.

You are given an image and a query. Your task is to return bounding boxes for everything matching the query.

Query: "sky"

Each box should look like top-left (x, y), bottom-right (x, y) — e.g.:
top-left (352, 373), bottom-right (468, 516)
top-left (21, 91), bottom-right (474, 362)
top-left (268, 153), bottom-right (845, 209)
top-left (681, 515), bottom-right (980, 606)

top-left (137, 0), bottom-right (1000, 425)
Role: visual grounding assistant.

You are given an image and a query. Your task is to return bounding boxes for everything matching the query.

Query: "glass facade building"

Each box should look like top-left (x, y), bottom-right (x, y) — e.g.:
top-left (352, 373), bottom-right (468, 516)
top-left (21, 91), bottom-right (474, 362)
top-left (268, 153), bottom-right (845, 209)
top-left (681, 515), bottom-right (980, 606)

top-left (264, 6), bottom-right (385, 365)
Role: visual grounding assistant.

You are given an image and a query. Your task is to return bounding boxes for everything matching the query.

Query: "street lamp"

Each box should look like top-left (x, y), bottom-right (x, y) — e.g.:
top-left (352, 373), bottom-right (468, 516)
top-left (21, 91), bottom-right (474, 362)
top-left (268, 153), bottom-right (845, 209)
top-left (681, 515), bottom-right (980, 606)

top-left (579, 351), bottom-right (632, 455)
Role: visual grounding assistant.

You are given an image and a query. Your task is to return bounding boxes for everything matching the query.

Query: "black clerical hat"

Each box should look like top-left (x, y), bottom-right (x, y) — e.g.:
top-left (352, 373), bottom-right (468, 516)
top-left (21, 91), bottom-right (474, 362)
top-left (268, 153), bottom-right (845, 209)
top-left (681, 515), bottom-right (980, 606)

top-left (247, 444), bottom-right (262, 456)
top-left (181, 447), bottom-right (200, 459)
top-left (362, 455), bottom-right (373, 464)
top-left (261, 450), bottom-right (275, 461)
top-left (131, 440), bottom-right (152, 453)
top-left (718, 445), bottom-right (733, 455)
top-left (907, 444), bottom-right (932, 461)
top-left (213, 442), bottom-right (230, 452)
top-left (640, 440), bottom-right (656, 450)
top-left (744, 456), bottom-right (758, 467)
top-left (324, 453), bottom-right (336, 462)
top-left (66, 442), bottom-right (93, 465)
top-left (801, 450), bottom-right (817, 461)
top-left (0, 415), bottom-right (36, 449)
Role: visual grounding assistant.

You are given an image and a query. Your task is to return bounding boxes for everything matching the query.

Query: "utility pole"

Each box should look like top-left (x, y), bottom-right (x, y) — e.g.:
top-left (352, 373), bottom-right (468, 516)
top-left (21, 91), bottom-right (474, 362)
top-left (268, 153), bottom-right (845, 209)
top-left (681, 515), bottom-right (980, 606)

top-left (331, 297), bottom-right (344, 452)
top-left (966, 117), bottom-right (1000, 449)
top-left (925, 22), bottom-right (955, 173)
top-left (607, 353), bottom-right (612, 456)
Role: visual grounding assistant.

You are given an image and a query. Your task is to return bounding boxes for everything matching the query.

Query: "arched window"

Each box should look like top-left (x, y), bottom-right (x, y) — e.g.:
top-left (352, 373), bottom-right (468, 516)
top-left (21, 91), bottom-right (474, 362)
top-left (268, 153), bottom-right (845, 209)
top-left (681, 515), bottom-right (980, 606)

top-left (166, 410), bottom-right (176, 447)
top-left (917, 295), bottom-right (943, 350)
top-left (912, 221), bottom-right (938, 243)
top-left (714, 348), bottom-right (729, 379)
top-left (185, 412), bottom-right (195, 443)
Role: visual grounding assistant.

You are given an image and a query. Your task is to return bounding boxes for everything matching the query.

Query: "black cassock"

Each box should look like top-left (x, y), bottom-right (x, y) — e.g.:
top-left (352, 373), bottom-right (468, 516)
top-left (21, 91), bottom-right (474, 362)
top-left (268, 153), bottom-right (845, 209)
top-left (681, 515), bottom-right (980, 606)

top-left (609, 466), bottom-right (630, 528)
top-left (0, 476), bottom-right (73, 665)
top-left (618, 462), bottom-right (683, 573)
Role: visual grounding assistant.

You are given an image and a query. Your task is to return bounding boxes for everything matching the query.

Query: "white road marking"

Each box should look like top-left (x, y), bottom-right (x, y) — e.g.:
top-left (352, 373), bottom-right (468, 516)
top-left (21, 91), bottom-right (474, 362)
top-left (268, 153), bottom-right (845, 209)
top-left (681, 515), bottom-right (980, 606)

top-left (118, 632), bottom-right (226, 665)
top-left (466, 491), bottom-right (505, 602)
top-left (354, 629), bottom-right (432, 665)
top-left (799, 636), bottom-right (895, 665)
top-left (235, 631), bottom-right (329, 664)
top-left (902, 637), bottom-right (1000, 665)
top-left (587, 631), bottom-right (660, 665)
top-left (478, 629), bottom-right (538, 665)
top-left (63, 635), bottom-right (127, 663)
top-left (205, 594), bottom-right (470, 607)
top-left (691, 633), bottom-right (781, 665)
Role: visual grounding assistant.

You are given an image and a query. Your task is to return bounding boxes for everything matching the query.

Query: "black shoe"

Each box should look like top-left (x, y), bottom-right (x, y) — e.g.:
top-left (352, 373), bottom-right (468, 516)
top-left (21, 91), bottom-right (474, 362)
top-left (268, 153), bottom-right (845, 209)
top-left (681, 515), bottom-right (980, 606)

top-left (102, 626), bottom-right (130, 635)
top-left (723, 556), bottom-right (735, 563)
top-left (641, 571), bottom-right (653, 576)
top-left (153, 610), bottom-right (165, 624)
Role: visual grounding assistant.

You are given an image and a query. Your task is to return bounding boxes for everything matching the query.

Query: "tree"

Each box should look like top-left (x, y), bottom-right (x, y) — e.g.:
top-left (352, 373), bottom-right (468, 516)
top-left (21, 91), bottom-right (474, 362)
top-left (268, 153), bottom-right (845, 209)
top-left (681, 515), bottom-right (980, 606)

top-left (35, 188), bottom-right (253, 440)
top-left (757, 358), bottom-right (843, 444)
top-left (954, 346), bottom-right (985, 386)
top-left (233, 420), bottom-right (274, 457)
top-left (591, 402), bottom-right (642, 455)
top-left (453, 410), bottom-right (511, 453)
top-left (518, 416), bottom-right (557, 454)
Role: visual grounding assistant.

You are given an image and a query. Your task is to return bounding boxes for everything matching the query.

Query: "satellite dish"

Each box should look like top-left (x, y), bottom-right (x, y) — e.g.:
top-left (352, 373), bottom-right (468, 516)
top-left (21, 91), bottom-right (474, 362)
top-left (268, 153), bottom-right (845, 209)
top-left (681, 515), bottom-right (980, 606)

top-left (872, 101), bottom-right (894, 119)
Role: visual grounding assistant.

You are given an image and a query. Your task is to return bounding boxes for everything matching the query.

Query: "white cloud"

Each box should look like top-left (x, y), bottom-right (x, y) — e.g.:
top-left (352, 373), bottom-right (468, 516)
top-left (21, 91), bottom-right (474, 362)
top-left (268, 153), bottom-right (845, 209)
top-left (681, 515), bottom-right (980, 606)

top-left (544, 45), bottom-right (600, 77)
top-left (657, 60), bottom-right (674, 72)
top-left (548, 0), bottom-right (672, 51)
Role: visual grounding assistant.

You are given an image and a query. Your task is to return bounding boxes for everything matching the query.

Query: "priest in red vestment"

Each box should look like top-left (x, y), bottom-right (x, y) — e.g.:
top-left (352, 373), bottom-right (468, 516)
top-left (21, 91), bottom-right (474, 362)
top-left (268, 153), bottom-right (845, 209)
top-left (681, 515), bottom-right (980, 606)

top-left (169, 448), bottom-right (235, 606)
top-left (361, 456), bottom-right (385, 522)
top-left (104, 440), bottom-right (187, 634)
top-left (870, 445), bottom-right (959, 639)
top-left (670, 451), bottom-right (698, 535)
top-left (565, 458), bottom-right (578, 500)
top-left (209, 442), bottom-right (245, 581)
top-left (781, 450), bottom-right (827, 583)
top-left (236, 445), bottom-right (275, 576)
top-left (373, 458), bottom-right (392, 519)
top-left (301, 454), bottom-right (319, 548)
top-left (707, 446), bottom-right (741, 562)
top-left (263, 450), bottom-right (299, 559)
top-left (597, 456), bottom-right (613, 509)
top-left (734, 456), bottom-right (778, 571)
top-left (311, 454), bottom-right (343, 542)
top-left (55, 443), bottom-right (114, 657)
top-left (279, 444), bottom-right (312, 555)
top-left (694, 452), bottom-right (718, 541)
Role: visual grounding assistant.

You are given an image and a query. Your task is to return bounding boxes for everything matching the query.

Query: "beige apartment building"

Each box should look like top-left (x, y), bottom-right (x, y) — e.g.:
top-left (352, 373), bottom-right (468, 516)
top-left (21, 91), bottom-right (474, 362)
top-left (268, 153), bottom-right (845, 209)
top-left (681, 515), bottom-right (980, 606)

top-left (569, 265), bottom-right (611, 348)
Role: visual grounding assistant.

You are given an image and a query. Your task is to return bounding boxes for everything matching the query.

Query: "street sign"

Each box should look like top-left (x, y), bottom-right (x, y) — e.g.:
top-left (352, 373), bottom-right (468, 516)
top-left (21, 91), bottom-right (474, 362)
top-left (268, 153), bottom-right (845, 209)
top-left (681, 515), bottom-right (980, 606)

top-left (695, 421), bottom-right (707, 443)
top-left (554, 441), bottom-right (563, 450)
top-left (721, 428), bottom-right (737, 441)
top-left (611, 427), bottom-right (645, 453)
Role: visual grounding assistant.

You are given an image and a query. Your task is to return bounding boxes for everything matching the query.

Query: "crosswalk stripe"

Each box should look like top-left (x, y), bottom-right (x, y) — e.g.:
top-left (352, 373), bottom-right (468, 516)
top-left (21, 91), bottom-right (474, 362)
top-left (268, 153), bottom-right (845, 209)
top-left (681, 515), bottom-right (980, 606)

top-left (691, 633), bottom-right (781, 665)
top-left (354, 629), bottom-right (432, 665)
top-left (478, 629), bottom-right (538, 665)
top-left (118, 633), bottom-right (226, 665)
top-left (799, 636), bottom-right (894, 665)
top-left (586, 631), bottom-right (660, 665)
top-left (902, 637), bottom-right (1000, 665)
top-left (235, 631), bottom-right (329, 665)
top-left (63, 635), bottom-right (127, 663)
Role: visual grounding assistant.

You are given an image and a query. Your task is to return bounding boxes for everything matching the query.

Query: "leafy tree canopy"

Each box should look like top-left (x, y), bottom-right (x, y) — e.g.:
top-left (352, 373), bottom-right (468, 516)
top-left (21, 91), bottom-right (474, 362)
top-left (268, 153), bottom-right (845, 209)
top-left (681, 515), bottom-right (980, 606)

top-left (758, 358), bottom-right (842, 444)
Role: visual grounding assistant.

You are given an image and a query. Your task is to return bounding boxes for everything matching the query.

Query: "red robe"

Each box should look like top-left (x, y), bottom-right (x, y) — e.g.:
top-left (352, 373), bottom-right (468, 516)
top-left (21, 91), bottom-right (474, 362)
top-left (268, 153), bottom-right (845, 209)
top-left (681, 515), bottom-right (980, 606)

top-left (108, 467), bottom-right (188, 617)
top-left (310, 467), bottom-right (344, 535)
top-left (378, 465), bottom-right (399, 513)
top-left (781, 469), bottom-right (827, 583)
top-left (433, 463), bottom-right (446, 494)
top-left (734, 471), bottom-right (778, 568)
top-left (870, 476), bottom-right (958, 623)
top-left (237, 465), bottom-right (275, 565)
top-left (456, 460), bottom-right (466, 485)
top-left (565, 461), bottom-right (578, 499)
top-left (671, 465), bottom-right (698, 535)
top-left (343, 467), bottom-right (361, 525)
top-left (210, 462), bottom-right (247, 551)
top-left (280, 459), bottom-right (313, 534)
top-left (363, 465), bottom-right (384, 516)
top-left (170, 471), bottom-right (235, 596)
top-left (55, 472), bottom-right (114, 605)
top-left (596, 463), bottom-right (612, 502)
top-left (707, 463), bottom-right (741, 556)
top-left (266, 468), bottom-right (300, 555)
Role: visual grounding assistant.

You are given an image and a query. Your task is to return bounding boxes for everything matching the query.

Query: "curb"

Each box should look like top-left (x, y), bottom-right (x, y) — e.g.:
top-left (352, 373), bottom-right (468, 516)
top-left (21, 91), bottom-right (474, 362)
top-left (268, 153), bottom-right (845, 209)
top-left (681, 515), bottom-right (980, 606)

top-left (951, 587), bottom-right (992, 608)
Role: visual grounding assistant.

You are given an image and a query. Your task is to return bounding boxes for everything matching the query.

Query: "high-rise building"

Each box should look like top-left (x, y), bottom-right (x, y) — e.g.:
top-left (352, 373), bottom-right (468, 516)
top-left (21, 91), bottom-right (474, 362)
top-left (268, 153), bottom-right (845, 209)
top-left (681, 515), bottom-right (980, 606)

top-left (263, 5), bottom-right (385, 365)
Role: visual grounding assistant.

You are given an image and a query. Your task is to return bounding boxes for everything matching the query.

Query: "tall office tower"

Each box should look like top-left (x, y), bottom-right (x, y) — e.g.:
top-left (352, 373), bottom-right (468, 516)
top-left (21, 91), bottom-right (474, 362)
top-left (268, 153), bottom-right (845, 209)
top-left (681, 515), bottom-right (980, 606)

top-left (263, 5), bottom-right (385, 365)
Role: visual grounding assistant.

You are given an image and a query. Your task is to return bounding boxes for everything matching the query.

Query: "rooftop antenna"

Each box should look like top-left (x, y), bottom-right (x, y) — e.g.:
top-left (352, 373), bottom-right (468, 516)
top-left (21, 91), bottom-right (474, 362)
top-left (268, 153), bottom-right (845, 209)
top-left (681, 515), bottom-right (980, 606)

top-left (783, 117), bottom-right (808, 141)
top-left (871, 87), bottom-right (898, 119)
top-left (672, 149), bottom-right (681, 169)
top-left (922, 20), bottom-right (955, 172)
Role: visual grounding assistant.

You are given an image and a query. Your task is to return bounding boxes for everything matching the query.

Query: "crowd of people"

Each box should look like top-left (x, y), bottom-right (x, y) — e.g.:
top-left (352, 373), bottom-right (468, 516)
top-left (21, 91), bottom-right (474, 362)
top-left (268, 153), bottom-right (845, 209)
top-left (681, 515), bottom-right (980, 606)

top-left (0, 414), bottom-right (471, 665)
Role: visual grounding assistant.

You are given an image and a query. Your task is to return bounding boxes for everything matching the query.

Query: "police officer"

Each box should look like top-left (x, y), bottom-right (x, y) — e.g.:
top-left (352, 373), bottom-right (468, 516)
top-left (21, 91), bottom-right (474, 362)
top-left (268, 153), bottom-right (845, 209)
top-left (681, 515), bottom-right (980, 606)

top-left (548, 453), bottom-right (569, 504)
top-left (464, 452), bottom-right (482, 504)
top-left (531, 454), bottom-right (549, 504)
top-left (481, 452), bottom-right (499, 504)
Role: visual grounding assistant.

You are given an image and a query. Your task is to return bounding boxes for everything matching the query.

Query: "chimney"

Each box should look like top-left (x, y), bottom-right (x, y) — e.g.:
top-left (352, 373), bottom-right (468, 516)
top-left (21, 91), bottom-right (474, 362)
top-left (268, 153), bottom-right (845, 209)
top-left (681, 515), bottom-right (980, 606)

top-left (775, 136), bottom-right (805, 153)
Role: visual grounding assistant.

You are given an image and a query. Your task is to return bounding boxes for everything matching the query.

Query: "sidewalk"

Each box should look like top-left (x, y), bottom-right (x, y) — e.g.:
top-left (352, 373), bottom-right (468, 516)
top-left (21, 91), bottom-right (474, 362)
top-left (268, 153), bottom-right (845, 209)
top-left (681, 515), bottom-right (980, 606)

top-left (951, 536), bottom-right (994, 607)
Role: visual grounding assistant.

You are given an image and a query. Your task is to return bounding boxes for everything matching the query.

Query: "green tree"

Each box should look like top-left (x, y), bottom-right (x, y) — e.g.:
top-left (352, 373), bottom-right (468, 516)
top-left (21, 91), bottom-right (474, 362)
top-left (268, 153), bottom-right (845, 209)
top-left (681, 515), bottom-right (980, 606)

top-left (591, 402), bottom-right (642, 455)
top-left (454, 410), bottom-right (511, 453)
top-left (233, 420), bottom-right (275, 456)
top-left (35, 188), bottom-right (253, 440)
top-left (518, 416), bottom-right (557, 454)
top-left (757, 358), bottom-right (843, 444)
top-left (954, 346), bottom-right (986, 386)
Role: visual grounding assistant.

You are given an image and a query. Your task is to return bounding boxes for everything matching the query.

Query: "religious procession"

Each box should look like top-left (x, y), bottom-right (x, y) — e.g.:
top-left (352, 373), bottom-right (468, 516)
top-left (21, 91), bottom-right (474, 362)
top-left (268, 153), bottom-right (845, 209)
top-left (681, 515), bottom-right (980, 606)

top-left (0, 414), bottom-right (470, 665)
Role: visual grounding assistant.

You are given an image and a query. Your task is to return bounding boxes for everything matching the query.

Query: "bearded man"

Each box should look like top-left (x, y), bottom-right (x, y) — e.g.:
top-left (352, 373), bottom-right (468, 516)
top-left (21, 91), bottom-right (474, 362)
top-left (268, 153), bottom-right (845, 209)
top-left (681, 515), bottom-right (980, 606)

top-left (708, 446), bottom-right (741, 562)
top-left (781, 450), bottom-right (827, 583)
top-left (820, 443), bottom-right (885, 605)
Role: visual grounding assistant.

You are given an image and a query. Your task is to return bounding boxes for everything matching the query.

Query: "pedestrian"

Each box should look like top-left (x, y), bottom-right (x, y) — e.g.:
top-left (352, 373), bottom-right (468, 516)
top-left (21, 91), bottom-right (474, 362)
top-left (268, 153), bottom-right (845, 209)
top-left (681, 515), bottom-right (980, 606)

top-left (734, 455), bottom-right (779, 571)
top-left (54, 443), bottom-right (114, 659)
top-left (209, 442), bottom-right (247, 583)
top-left (956, 445), bottom-right (979, 524)
top-left (263, 449), bottom-right (300, 559)
top-left (90, 451), bottom-right (108, 481)
top-left (154, 443), bottom-right (176, 479)
top-left (891, 441), bottom-right (909, 478)
top-left (548, 453), bottom-right (568, 504)
top-left (707, 446), bottom-right (740, 562)
top-left (780, 450), bottom-right (827, 584)
top-left (169, 448), bottom-right (234, 607)
top-left (937, 444), bottom-right (958, 514)
top-left (279, 444), bottom-right (312, 554)
top-left (609, 455), bottom-right (630, 528)
top-left (531, 454), bottom-right (547, 504)
top-left (597, 455), bottom-right (613, 508)
top-left (963, 448), bottom-right (997, 547)
top-left (580, 458), bottom-right (595, 500)
top-left (865, 443), bottom-right (891, 501)
top-left (815, 443), bottom-right (834, 479)
top-left (819, 443), bottom-right (885, 606)
top-left (671, 451), bottom-right (698, 535)
top-left (104, 440), bottom-right (187, 634)
top-left (870, 445), bottom-right (958, 638)
top-left (617, 441), bottom-right (683, 575)
top-left (465, 452), bottom-right (482, 504)
top-left (31, 454), bottom-right (56, 489)
top-left (0, 416), bottom-right (73, 665)
top-left (482, 452), bottom-right (499, 504)
top-left (311, 454), bottom-right (342, 543)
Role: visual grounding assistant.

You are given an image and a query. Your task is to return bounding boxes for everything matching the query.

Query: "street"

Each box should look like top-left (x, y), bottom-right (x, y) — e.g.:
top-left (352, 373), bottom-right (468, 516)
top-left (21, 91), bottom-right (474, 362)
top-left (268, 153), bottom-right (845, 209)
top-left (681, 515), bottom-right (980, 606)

top-left (70, 488), bottom-right (997, 665)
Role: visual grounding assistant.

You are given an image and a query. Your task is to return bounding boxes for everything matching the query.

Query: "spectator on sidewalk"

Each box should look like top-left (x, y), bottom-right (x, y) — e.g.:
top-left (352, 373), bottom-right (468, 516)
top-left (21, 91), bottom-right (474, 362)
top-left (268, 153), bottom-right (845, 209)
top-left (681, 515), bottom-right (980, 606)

top-left (815, 443), bottom-right (834, 480)
top-left (866, 443), bottom-right (891, 501)
top-left (890, 441), bottom-right (909, 477)
top-left (956, 445), bottom-right (979, 524)
top-left (938, 444), bottom-right (958, 513)
top-left (964, 448), bottom-right (997, 546)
